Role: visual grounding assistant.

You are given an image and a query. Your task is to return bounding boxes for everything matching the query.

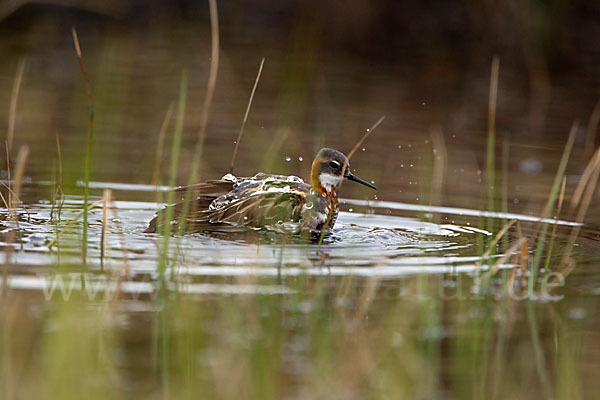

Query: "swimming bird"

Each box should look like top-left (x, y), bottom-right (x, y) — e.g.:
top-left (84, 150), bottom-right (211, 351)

top-left (145, 148), bottom-right (376, 236)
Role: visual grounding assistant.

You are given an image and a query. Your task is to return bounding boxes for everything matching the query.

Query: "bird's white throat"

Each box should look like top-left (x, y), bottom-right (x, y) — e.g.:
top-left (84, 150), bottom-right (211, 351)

top-left (319, 173), bottom-right (341, 193)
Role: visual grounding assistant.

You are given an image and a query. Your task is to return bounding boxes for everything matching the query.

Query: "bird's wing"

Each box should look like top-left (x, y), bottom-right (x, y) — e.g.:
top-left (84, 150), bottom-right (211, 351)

top-left (145, 180), bottom-right (235, 233)
top-left (204, 188), bottom-right (308, 227)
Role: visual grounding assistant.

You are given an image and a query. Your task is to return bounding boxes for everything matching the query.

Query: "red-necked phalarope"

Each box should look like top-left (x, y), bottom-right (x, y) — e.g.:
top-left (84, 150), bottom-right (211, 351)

top-left (145, 148), bottom-right (376, 235)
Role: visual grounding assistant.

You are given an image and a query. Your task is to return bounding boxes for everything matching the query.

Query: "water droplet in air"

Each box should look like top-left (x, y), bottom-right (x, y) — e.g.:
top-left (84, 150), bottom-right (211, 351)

top-left (370, 180), bottom-right (375, 184)
top-left (366, 128), bottom-right (370, 132)
top-left (298, 156), bottom-right (303, 162)
top-left (362, 148), bottom-right (366, 152)
top-left (285, 157), bottom-right (291, 162)
top-left (348, 208), bottom-right (353, 212)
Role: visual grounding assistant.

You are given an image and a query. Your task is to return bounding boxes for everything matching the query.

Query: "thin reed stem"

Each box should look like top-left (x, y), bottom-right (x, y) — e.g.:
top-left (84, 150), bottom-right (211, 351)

top-left (486, 56), bottom-right (500, 234)
top-left (529, 122), bottom-right (577, 293)
top-left (54, 132), bottom-right (64, 224)
top-left (558, 146), bottom-right (600, 273)
top-left (191, 0), bottom-right (219, 178)
top-left (158, 73), bottom-right (188, 275)
top-left (583, 98), bottom-right (600, 161)
top-left (151, 103), bottom-right (175, 189)
top-left (7, 58), bottom-right (26, 154)
top-left (155, 76), bottom-right (188, 399)
top-left (346, 116), bottom-right (386, 160)
top-left (501, 136), bottom-right (510, 249)
top-left (174, 0), bottom-right (220, 235)
top-left (100, 189), bottom-right (111, 272)
top-left (479, 219), bottom-right (517, 264)
top-left (109, 202), bottom-right (131, 276)
top-left (72, 27), bottom-right (94, 266)
top-left (544, 177), bottom-right (567, 271)
top-left (46, 199), bottom-right (104, 249)
top-left (230, 57), bottom-right (265, 174)
top-left (5, 143), bottom-right (11, 214)
top-left (2, 145), bottom-right (28, 292)
top-left (526, 301), bottom-right (554, 400)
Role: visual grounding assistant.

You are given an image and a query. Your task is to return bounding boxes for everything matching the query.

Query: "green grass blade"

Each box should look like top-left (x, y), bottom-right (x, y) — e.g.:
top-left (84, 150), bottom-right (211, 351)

top-left (529, 123), bottom-right (577, 293)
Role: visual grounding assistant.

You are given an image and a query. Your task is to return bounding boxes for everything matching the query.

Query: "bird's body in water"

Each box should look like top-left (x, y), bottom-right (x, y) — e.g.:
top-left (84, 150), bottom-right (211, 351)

top-left (145, 148), bottom-right (376, 237)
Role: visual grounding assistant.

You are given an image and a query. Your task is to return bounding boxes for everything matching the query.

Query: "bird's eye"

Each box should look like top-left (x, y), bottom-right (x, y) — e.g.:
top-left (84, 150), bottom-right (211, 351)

top-left (329, 161), bottom-right (340, 169)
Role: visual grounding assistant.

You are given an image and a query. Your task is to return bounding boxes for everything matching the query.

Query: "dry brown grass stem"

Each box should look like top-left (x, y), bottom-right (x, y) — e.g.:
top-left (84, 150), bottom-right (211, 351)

top-left (583, 98), bottom-right (600, 161)
top-left (47, 199), bottom-right (104, 249)
top-left (3, 146), bottom-right (28, 290)
top-left (195, 0), bottom-right (219, 156)
top-left (0, 183), bottom-right (32, 226)
top-left (7, 59), bottom-right (26, 154)
top-left (151, 102), bottom-right (174, 188)
top-left (570, 146), bottom-right (600, 212)
top-left (543, 177), bottom-right (567, 271)
top-left (51, 132), bottom-right (65, 223)
top-left (175, 0), bottom-right (219, 233)
top-left (55, 132), bottom-right (63, 186)
top-left (557, 176), bottom-right (567, 216)
top-left (536, 122), bottom-right (578, 228)
top-left (486, 56), bottom-right (500, 216)
top-left (346, 115), bottom-right (386, 160)
top-left (490, 237), bottom-right (528, 275)
top-left (11, 146), bottom-right (28, 212)
top-left (559, 147), bottom-right (600, 271)
top-left (229, 57), bottom-right (265, 174)
top-left (5, 142), bottom-right (11, 210)
top-left (72, 26), bottom-right (94, 264)
top-left (71, 28), bottom-right (92, 109)
top-left (488, 57), bottom-right (500, 137)
top-left (338, 115), bottom-right (385, 189)
top-left (0, 191), bottom-right (8, 210)
top-left (109, 197), bottom-right (131, 276)
top-left (479, 219), bottom-right (517, 263)
top-left (100, 189), bottom-right (111, 271)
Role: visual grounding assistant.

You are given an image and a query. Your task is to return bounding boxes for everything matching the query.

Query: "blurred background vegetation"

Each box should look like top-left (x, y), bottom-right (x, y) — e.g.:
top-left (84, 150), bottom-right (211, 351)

top-left (1, 2), bottom-right (600, 399)
top-left (0, 0), bottom-right (598, 206)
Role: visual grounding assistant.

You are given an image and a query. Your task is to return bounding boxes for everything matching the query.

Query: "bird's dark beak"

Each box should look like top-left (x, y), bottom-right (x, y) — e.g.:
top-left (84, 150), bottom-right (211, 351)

top-left (345, 171), bottom-right (376, 190)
